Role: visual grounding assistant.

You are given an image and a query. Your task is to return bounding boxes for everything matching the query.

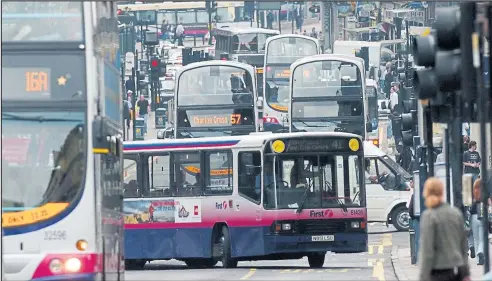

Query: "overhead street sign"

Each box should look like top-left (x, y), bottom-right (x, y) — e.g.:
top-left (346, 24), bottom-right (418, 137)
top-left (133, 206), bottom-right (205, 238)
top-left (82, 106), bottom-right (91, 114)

top-left (257, 1), bottom-right (281, 11)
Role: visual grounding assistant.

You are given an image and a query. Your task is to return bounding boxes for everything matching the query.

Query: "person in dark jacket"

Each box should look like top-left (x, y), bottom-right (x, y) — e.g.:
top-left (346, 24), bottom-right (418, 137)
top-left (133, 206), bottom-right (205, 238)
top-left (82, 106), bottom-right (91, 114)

top-left (468, 178), bottom-right (485, 265)
top-left (419, 177), bottom-right (470, 281)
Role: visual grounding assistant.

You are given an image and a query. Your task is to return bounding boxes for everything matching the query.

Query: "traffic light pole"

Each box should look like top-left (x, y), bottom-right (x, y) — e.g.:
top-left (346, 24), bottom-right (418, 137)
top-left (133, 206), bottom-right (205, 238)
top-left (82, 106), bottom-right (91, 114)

top-left (133, 50), bottom-right (139, 141)
top-left (208, 10), bottom-right (213, 45)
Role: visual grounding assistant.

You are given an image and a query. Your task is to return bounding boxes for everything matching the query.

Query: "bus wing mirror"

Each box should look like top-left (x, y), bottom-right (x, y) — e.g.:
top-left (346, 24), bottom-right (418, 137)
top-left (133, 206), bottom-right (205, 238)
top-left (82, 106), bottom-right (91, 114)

top-left (366, 122), bottom-right (373, 133)
top-left (257, 97), bottom-right (264, 109)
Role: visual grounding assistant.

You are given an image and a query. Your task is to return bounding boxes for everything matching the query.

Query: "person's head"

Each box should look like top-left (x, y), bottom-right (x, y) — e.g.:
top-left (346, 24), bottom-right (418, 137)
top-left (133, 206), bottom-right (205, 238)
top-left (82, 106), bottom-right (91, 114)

top-left (463, 135), bottom-right (470, 143)
top-left (423, 177), bottom-right (444, 208)
top-left (140, 94), bottom-right (145, 101)
top-left (469, 140), bottom-right (477, 151)
top-left (473, 178), bottom-right (482, 202)
top-left (390, 87), bottom-right (395, 93)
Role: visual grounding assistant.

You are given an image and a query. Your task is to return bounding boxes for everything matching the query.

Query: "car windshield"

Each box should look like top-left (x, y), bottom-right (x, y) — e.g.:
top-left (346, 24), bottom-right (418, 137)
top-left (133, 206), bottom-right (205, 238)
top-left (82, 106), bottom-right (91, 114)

top-left (381, 156), bottom-right (412, 179)
top-left (2, 110), bottom-right (86, 212)
top-left (263, 154), bottom-right (361, 209)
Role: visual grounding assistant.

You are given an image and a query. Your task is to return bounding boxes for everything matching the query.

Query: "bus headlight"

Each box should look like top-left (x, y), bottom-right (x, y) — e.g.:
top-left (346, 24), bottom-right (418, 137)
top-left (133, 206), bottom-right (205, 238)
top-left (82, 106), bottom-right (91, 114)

top-left (49, 259), bottom-right (63, 273)
top-left (65, 257), bottom-right (82, 273)
top-left (282, 223), bottom-right (292, 231)
top-left (350, 221), bottom-right (360, 228)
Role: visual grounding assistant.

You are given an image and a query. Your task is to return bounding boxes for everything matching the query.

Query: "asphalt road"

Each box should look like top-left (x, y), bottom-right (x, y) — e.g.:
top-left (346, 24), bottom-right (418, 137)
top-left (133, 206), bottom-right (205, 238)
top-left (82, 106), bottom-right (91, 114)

top-left (124, 224), bottom-right (401, 281)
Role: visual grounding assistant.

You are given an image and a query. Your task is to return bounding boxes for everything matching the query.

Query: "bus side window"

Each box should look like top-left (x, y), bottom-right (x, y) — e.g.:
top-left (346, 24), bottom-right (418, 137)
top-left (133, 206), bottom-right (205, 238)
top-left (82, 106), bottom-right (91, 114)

top-left (238, 151), bottom-right (261, 204)
top-left (143, 154), bottom-right (172, 198)
top-left (124, 158), bottom-right (139, 198)
top-left (204, 150), bottom-right (233, 196)
top-left (172, 151), bottom-right (201, 196)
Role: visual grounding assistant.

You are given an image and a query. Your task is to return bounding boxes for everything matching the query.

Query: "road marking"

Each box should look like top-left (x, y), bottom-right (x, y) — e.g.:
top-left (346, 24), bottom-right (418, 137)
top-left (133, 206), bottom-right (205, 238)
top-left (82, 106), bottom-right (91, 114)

top-left (280, 269), bottom-right (291, 273)
top-left (368, 244), bottom-right (384, 255)
top-left (303, 269), bottom-right (314, 273)
top-left (368, 259), bottom-right (386, 281)
top-left (275, 268), bottom-right (361, 274)
top-left (382, 234), bottom-right (393, 246)
top-left (240, 268), bottom-right (256, 280)
top-left (293, 269), bottom-right (301, 273)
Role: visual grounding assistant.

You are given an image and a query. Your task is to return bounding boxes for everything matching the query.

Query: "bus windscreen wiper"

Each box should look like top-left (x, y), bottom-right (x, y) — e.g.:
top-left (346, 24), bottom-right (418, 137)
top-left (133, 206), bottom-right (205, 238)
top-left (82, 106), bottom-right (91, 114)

top-left (206, 128), bottom-right (232, 135)
top-left (296, 187), bottom-right (309, 214)
top-left (325, 182), bottom-right (348, 212)
top-left (2, 113), bottom-right (81, 123)
top-left (292, 118), bottom-right (338, 128)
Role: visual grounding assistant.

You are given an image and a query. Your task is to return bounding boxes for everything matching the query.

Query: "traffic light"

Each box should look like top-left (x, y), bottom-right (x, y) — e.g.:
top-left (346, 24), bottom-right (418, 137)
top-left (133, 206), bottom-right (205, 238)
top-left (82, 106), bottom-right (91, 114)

top-left (150, 57), bottom-right (164, 81)
top-left (400, 98), bottom-right (418, 147)
top-left (413, 4), bottom-right (476, 106)
top-left (355, 47), bottom-right (369, 71)
top-left (206, 0), bottom-right (217, 13)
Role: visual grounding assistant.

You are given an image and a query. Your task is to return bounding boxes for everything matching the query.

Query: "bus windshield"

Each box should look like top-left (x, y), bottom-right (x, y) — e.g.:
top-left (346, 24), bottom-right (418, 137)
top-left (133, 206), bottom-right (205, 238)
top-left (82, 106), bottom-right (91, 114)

top-left (266, 37), bottom-right (318, 64)
top-left (177, 65), bottom-right (254, 106)
top-left (2, 110), bottom-right (86, 212)
top-left (2, 2), bottom-right (83, 42)
top-left (176, 65), bottom-right (256, 138)
top-left (291, 60), bottom-right (364, 135)
top-left (264, 65), bottom-right (290, 111)
top-left (232, 33), bottom-right (269, 53)
top-left (263, 153), bottom-right (361, 210)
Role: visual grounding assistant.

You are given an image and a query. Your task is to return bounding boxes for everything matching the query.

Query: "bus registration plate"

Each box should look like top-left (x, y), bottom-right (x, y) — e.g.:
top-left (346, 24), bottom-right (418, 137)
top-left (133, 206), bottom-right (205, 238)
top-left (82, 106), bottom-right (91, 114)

top-left (311, 235), bottom-right (334, 242)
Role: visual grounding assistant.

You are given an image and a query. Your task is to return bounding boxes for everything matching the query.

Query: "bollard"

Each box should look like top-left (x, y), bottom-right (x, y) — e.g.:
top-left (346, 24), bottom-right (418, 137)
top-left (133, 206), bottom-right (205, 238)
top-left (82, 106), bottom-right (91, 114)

top-left (409, 220), bottom-right (417, 264)
top-left (134, 118), bottom-right (145, 140)
top-left (155, 108), bottom-right (167, 129)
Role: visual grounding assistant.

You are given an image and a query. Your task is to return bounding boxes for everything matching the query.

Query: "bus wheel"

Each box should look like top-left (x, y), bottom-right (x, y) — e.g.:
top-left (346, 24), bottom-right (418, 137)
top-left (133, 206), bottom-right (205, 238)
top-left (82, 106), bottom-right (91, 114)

top-left (220, 226), bottom-right (238, 268)
top-left (307, 253), bottom-right (325, 268)
top-left (185, 259), bottom-right (217, 269)
top-left (391, 205), bottom-right (410, 232)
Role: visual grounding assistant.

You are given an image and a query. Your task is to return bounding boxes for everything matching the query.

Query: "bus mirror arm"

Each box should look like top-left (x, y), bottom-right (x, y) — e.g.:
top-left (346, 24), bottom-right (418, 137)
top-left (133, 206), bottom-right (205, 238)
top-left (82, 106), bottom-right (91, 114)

top-left (366, 122), bottom-right (373, 133)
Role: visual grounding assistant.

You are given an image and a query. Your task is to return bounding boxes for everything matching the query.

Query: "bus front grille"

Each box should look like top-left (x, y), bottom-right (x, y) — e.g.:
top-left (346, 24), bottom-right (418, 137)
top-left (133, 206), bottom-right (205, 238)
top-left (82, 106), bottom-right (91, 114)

top-left (297, 220), bottom-right (347, 234)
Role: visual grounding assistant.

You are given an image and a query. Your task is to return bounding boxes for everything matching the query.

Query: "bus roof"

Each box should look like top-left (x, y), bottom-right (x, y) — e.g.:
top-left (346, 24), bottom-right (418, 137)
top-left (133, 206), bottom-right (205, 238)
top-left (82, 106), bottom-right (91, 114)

top-left (212, 27), bottom-right (280, 36)
top-left (290, 54), bottom-right (365, 72)
top-left (123, 132), bottom-right (362, 153)
top-left (175, 60), bottom-right (256, 78)
top-left (118, 2), bottom-right (241, 11)
top-left (333, 40), bottom-right (406, 48)
top-left (266, 34), bottom-right (319, 43)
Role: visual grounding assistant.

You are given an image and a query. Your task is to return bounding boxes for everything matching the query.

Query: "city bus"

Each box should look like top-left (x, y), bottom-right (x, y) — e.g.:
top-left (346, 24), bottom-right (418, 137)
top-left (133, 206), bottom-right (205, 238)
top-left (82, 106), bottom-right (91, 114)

top-left (123, 132), bottom-right (366, 269)
top-left (2, 2), bottom-right (124, 280)
top-left (212, 27), bottom-right (280, 97)
top-left (171, 60), bottom-right (260, 139)
top-left (262, 34), bottom-right (321, 132)
top-left (117, 2), bottom-right (244, 38)
top-left (288, 54), bottom-right (372, 139)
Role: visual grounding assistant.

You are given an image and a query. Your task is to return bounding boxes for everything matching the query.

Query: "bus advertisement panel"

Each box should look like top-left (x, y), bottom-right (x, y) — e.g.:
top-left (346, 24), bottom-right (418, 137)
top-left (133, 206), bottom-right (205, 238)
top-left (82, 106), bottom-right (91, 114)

top-left (263, 35), bottom-right (320, 132)
top-left (289, 55), bottom-right (370, 140)
top-left (123, 132), bottom-right (366, 270)
top-left (174, 62), bottom-right (258, 138)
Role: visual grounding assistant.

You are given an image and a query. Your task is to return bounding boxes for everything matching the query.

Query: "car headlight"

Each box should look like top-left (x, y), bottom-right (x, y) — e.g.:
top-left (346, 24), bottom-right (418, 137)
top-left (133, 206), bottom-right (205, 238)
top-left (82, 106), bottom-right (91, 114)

top-left (351, 221), bottom-right (360, 228)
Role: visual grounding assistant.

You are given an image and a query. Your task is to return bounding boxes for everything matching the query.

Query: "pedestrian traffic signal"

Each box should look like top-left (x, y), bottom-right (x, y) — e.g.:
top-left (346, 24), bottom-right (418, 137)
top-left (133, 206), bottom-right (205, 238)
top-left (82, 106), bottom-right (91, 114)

top-left (400, 98), bottom-right (418, 147)
top-left (206, 0), bottom-right (217, 13)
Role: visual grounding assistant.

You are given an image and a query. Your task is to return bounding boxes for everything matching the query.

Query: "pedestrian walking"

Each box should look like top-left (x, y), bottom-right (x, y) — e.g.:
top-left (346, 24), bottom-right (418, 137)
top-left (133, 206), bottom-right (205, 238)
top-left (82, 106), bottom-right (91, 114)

top-left (463, 140), bottom-right (481, 184)
top-left (419, 177), bottom-right (470, 281)
top-left (468, 178), bottom-right (485, 265)
top-left (175, 22), bottom-right (185, 46)
top-left (136, 95), bottom-right (150, 136)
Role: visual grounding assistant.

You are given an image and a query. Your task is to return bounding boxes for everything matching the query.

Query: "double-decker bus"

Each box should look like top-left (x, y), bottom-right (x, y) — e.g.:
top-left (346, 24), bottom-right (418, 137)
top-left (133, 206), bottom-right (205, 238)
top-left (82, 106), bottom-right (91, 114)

top-left (170, 60), bottom-right (260, 139)
top-left (212, 27), bottom-right (280, 97)
top-left (289, 54), bottom-right (372, 139)
top-left (118, 2), bottom-right (244, 38)
top-left (262, 35), bottom-right (320, 132)
top-left (2, 2), bottom-right (124, 280)
top-left (123, 132), bottom-right (366, 269)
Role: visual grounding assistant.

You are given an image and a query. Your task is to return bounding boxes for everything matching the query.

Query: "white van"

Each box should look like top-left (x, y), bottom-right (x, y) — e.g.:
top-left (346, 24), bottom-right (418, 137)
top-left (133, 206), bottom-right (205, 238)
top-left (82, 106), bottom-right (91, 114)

top-left (364, 142), bottom-right (412, 231)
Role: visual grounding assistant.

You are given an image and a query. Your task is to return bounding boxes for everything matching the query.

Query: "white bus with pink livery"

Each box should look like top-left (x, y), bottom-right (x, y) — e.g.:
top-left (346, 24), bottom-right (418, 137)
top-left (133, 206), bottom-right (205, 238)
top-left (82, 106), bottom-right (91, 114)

top-left (123, 131), bottom-right (367, 269)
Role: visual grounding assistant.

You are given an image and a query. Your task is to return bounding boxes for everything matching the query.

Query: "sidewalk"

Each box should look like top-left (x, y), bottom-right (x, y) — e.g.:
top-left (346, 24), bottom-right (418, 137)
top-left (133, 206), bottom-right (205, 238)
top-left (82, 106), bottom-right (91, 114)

top-left (391, 245), bottom-right (490, 281)
top-left (125, 111), bottom-right (158, 141)
top-left (280, 17), bottom-right (321, 34)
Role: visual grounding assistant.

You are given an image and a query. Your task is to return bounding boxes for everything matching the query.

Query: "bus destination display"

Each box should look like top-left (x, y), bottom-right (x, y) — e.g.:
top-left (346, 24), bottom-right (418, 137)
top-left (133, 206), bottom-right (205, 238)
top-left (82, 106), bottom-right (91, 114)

top-left (190, 114), bottom-right (242, 127)
top-left (283, 138), bottom-right (352, 153)
top-left (2, 54), bottom-right (86, 101)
